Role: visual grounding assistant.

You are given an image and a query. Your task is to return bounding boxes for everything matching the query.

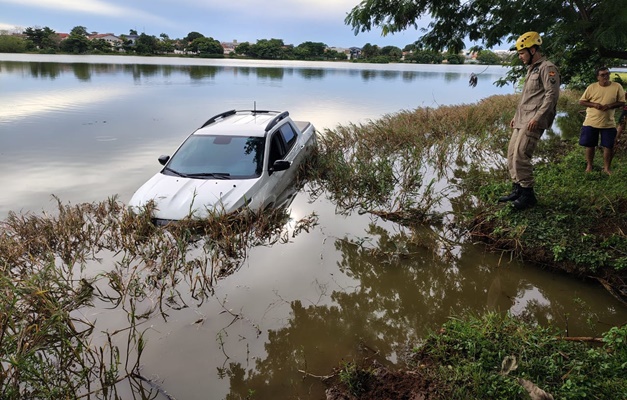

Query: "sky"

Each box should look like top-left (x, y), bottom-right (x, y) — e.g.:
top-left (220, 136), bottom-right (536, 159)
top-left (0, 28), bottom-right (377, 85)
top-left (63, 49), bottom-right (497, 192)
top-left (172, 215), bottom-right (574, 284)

top-left (0, 0), bottom-right (431, 49)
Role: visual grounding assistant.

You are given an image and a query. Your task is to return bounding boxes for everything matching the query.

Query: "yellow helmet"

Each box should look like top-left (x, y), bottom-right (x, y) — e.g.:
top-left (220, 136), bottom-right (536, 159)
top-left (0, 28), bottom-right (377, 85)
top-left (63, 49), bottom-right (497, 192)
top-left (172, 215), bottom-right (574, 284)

top-left (515, 31), bottom-right (542, 51)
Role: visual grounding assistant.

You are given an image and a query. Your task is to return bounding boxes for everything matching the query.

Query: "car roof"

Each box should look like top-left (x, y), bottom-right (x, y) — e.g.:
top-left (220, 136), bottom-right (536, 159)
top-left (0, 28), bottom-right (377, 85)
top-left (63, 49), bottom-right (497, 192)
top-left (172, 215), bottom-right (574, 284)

top-left (193, 110), bottom-right (285, 137)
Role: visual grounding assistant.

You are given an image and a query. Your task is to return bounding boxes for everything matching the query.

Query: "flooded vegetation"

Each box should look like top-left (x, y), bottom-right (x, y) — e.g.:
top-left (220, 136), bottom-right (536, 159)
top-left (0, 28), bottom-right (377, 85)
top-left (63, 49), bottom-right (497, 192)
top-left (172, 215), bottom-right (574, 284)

top-left (2, 56), bottom-right (626, 399)
top-left (3, 90), bottom-right (627, 398)
top-left (1, 191), bottom-right (319, 398)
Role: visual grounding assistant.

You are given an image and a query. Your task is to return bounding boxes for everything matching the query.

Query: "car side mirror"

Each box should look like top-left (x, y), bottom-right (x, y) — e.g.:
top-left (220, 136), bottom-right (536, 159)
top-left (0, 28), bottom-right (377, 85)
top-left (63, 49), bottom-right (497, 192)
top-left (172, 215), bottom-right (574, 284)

top-left (270, 160), bottom-right (291, 174)
top-left (158, 155), bottom-right (170, 165)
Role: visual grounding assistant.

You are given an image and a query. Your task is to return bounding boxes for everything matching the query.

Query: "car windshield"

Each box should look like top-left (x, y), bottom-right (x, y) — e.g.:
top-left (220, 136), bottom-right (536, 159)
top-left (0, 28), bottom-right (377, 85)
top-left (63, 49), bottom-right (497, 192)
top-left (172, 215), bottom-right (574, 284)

top-left (164, 135), bottom-right (265, 179)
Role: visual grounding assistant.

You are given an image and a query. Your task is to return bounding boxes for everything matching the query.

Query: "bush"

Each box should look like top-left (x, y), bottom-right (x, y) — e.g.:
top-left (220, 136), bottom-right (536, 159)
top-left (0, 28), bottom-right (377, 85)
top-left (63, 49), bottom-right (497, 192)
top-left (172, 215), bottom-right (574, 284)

top-left (0, 35), bottom-right (26, 53)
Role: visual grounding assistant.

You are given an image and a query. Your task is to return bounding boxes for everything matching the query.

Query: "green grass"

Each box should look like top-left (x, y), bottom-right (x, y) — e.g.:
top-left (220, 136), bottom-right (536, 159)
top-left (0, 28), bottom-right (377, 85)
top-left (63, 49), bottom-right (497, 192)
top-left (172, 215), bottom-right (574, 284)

top-left (412, 312), bottom-right (627, 399)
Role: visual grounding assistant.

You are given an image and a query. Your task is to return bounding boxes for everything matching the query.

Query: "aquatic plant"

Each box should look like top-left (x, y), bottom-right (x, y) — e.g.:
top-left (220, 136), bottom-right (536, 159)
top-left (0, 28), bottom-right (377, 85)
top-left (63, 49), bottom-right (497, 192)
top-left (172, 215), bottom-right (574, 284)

top-left (0, 196), bottom-right (318, 399)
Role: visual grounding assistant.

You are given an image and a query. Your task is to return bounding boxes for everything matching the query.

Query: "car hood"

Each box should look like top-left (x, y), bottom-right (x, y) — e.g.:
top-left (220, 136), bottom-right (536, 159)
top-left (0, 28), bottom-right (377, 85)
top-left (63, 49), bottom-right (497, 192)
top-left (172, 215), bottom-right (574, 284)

top-left (129, 173), bottom-right (260, 220)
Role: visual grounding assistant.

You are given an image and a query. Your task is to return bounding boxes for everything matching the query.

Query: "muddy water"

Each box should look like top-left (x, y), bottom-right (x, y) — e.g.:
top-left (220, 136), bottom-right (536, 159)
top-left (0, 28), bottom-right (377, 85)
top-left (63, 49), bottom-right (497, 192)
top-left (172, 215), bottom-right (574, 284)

top-left (2, 55), bottom-right (626, 399)
top-left (101, 188), bottom-right (626, 399)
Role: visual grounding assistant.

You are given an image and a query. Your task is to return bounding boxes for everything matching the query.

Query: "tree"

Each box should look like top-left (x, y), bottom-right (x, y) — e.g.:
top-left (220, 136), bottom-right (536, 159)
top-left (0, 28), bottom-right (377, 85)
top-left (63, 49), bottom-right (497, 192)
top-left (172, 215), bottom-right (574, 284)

top-left (90, 39), bottom-right (112, 53)
top-left (189, 37), bottom-right (223, 56)
top-left (476, 49), bottom-right (501, 65)
top-left (249, 39), bottom-right (288, 59)
top-left (361, 43), bottom-right (379, 59)
top-left (445, 52), bottom-right (465, 65)
top-left (158, 33), bottom-right (174, 53)
top-left (234, 41), bottom-right (251, 56)
top-left (345, 0), bottom-right (627, 85)
top-left (70, 26), bottom-right (88, 37)
top-left (380, 45), bottom-right (403, 61)
top-left (22, 26), bottom-right (58, 51)
top-left (184, 31), bottom-right (204, 43)
top-left (0, 34), bottom-right (26, 53)
top-left (119, 35), bottom-right (135, 53)
top-left (134, 33), bottom-right (159, 55)
top-left (60, 25), bottom-right (91, 54)
top-left (323, 48), bottom-right (347, 61)
top-left (293, 41), bottom-right (327, 60)
top-left (404, 49), bottom-right (443, 64)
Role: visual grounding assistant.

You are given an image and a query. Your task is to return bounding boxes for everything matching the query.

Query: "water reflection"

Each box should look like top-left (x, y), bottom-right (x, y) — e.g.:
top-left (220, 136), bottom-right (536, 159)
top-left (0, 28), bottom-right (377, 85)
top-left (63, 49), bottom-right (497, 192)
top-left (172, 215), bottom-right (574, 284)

top-left (0, 85), bottom-right (131, 123)
top-left (298, 68), bottom-right (325, 79)
top-left (255, 67), bottom-right (284, 80)
top-left (210, 221), bottom-right (626, 398)
top-left (188, 65), bottom-right (219, 80)
top-left (71, 63), bottom-right (91, 81)
top-left (444, 71), bottom-right (463, 82)
top-left (0, 59), bottom-right (514, 85)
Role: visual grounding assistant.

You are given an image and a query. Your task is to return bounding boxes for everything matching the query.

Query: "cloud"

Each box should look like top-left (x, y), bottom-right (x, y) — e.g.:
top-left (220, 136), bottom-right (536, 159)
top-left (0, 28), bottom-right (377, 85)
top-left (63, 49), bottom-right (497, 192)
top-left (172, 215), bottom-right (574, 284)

top-left (0, 0), bottom-right (172, 25)
top-left (176, 0), bottom-right (358, 21)
top-left (0, 22), bottom-right (23, 31)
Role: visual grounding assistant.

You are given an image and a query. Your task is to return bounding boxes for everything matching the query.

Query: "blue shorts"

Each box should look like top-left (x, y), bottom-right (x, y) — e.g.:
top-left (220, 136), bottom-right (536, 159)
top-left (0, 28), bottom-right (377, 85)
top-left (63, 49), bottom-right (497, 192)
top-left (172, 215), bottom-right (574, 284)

top-left (579, 126), bottom-right (617, 149)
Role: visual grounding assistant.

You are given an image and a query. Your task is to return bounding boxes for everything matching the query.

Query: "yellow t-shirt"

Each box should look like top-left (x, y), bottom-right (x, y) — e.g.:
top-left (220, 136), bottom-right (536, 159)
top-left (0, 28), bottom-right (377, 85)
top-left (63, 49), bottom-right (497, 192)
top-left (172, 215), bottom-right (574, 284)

top-left (580, 82), bottom-right (626, 128)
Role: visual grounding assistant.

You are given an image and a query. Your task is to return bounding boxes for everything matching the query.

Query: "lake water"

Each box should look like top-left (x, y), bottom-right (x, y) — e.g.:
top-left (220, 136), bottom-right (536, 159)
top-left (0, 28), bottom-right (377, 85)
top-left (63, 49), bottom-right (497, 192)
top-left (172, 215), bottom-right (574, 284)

top-left (1, 54), bottom-right (625, 399)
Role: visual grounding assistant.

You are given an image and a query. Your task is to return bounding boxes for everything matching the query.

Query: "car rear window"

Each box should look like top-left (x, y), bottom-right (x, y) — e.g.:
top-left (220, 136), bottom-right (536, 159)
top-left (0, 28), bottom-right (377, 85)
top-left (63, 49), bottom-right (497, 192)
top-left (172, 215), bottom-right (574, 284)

top-left (279, 123), bottom-right (298, 151)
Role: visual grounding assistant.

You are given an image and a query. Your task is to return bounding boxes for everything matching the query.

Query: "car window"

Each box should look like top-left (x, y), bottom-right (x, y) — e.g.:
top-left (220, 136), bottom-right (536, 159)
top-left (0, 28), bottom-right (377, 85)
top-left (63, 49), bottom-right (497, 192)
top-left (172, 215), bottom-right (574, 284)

top-left (268, 133), bottom-right (285, 166)
top-left (279, 123), bottom-right (298, 152)
top-left (166, 135), bottom-right (265, 178)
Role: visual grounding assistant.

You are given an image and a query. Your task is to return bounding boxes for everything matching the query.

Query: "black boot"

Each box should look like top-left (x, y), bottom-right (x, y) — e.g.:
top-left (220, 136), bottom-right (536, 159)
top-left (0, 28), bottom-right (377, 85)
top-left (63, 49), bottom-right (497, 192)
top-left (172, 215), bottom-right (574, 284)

top-left (512, 187), bottom-right (537, 210)
top-left (498, 183), bottom-right (521, 202)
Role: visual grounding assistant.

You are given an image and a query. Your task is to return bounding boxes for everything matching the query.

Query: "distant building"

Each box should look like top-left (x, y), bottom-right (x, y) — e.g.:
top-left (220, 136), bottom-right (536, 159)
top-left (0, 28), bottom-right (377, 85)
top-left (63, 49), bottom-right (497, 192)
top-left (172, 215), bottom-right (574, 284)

top-left (348, 47), bottom-right (362, 60)
top-left (221, 40), bottom-right (238, 55)
top-left (120, 34), bottom-right (139, 45)
top-left (329, 47), bottom-right (351, 60)
top-left (88, 33), bottom-right (123, 48)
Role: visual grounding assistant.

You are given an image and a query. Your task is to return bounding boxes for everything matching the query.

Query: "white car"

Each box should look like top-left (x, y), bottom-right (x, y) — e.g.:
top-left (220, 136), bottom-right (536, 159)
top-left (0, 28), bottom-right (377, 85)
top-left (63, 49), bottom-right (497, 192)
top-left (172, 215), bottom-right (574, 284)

top-left (129, 109), bottom-right (317, 224)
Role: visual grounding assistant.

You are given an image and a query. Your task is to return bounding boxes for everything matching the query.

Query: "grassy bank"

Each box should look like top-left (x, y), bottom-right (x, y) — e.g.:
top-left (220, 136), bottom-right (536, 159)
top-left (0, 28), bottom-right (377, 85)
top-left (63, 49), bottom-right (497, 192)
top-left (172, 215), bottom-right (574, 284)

top-left (312, 88), bottom-right (627, 398)
top-left (327, 312), bottom-right (627, 399)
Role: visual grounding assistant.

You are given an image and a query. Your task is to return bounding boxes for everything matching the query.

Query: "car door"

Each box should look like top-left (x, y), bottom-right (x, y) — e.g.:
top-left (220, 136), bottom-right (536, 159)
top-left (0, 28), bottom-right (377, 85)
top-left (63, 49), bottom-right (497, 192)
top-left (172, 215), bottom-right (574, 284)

top-left (261, 122), bottom-right (298, 206)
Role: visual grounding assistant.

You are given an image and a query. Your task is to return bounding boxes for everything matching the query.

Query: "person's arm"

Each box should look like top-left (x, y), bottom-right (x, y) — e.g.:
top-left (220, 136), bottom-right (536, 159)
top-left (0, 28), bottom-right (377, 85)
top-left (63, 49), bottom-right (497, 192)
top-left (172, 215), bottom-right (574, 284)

top-left (578, 86), bottom-right (596, 108)
top-left (579, 99), bottom-right (604, 109)
top-left (600, 85), bottom-right (625, 110)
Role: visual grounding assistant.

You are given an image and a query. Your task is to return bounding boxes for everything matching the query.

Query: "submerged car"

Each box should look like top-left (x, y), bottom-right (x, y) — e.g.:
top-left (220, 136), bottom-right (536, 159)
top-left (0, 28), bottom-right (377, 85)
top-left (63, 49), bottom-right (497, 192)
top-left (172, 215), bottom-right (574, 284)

top-left (128, 109), bottom-right (317, 224)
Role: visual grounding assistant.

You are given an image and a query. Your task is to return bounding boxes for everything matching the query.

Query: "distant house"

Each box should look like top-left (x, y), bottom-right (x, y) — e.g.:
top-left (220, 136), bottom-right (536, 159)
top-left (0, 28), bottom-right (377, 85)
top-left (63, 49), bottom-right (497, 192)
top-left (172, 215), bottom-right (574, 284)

top-left (85, 33), bottom-right (123, 51)
top-left (349, 47), bottom-right (362, 60)
top-left (88, 33), bottom-right (122, 46)
top-left (329, 47), bottom-right (351, 60)
top-left (120, 34), bottom-right (139, 45)
top-left (221, 40), bottom-right (238, 55)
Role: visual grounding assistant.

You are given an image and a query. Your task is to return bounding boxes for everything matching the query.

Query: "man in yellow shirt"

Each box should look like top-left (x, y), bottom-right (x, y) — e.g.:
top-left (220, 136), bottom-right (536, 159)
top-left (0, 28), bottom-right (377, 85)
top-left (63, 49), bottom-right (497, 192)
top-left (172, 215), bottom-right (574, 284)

top-left (579, 67), bottom-right (626, 175)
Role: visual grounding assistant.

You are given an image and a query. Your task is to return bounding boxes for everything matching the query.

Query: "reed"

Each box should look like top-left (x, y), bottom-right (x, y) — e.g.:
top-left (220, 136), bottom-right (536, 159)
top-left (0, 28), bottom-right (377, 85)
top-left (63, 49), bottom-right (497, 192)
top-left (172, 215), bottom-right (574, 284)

top-left (0, 193), bottom-right (318, 398)
top-left (313, 89), bottom-right (626, 303)
top-left (310, 95), bottom-right (518, 228)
